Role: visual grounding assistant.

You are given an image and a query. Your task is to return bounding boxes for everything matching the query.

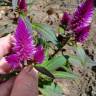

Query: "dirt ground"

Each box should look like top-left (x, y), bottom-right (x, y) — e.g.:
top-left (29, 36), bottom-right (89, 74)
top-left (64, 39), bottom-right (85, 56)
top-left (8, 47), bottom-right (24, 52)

top-left (0, 0), bottom-right (96, 96)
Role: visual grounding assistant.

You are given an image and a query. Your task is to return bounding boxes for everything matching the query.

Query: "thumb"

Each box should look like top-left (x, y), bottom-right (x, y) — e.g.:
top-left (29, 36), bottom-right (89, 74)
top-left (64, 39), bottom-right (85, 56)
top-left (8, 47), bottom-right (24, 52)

top-left (11, 66), bottom-right (38, 96)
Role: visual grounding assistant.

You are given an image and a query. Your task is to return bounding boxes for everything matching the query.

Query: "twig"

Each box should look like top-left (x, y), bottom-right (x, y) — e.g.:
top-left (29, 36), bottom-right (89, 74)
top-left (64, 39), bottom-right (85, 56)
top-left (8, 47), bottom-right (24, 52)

top-left (51, 34), bottom-right (71, 58)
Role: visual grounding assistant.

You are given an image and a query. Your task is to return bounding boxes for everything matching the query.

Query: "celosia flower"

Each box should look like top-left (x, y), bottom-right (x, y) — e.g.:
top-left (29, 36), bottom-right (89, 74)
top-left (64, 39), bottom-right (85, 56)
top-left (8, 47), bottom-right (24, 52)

top-left (61, 0), bottom-right (94, 42)
top-left (18, 0), bottom-right (27, 11)
top-left (13, 17), bottom-right (36, 61)
top-left (74, 26), bottom-right (90, 42)
top-left (6, 17), bottom-right (45, 69)
top-left (61, 12), bottom-right (71, 26)
top-left (6, 54), bottom-right (20, 69)
top-left (34, 45), bottom-right (45, 64)
top-left (70, 0), bottom-right (94, 31)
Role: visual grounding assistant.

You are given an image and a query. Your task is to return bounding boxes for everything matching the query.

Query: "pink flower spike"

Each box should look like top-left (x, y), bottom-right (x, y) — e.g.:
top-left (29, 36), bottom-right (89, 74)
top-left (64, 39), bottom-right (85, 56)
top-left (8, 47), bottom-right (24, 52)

top-left (34, 45), bottom-right (45, 64)
top-left (74, 26), bottom-right (90, 42)
top-left (6, 54), bottom-right (20, 69)
top-left (18, 0), bottom-right (27, 11)
top-left (61, 12), bottom-right (71, 27)
top-left (13, 17), bottom-right (36, 61)
top-left (70, 0), bottom-right (94, 31)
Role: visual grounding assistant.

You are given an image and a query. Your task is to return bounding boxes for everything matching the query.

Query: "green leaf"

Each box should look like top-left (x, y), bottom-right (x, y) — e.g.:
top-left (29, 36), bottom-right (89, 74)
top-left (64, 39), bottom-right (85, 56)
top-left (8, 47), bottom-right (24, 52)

top-left (35, 66), bottom-right (55, 79)
top-left (69, 55), bottom-right (82, 66)
top-left (85, 56), bottom-right (96, 67)
top-left (74, 45), bottom-right (86, 65)
top-left (71, 45), bottom-right (96, 67)
top-left (58, 27), bottom-right (65, 34)
top-left (24, 17), bottom-right (33, 33)
top-left (38, 56), bottom-right (66, 72)
top-left (12, 0), bottom-right (18, 10)
top-left (27, 0), bottom-right (37, 5)
top-left (54, 71), bottom-right (78, 79)
top-left (39, 83), bottom-right (64, 96)
top-left (32, 23), bottom-right (57, 44)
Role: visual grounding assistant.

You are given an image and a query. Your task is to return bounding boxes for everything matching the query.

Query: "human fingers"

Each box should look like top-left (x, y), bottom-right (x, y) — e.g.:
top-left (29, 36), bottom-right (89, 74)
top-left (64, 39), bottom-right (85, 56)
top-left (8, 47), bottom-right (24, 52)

top-left (0, 57), bottom-right (11, 74)
top-left (0, 77), bottom-right (15, 96)
top-left (11, 66), bottom-right (38, 96)
top-left (0, 34), bottom-right (12, 58)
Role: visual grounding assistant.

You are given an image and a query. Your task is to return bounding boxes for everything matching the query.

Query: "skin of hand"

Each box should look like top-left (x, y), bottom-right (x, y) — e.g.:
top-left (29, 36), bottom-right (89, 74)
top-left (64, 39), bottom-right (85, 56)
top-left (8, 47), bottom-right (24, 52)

top-left (0, 35), bottom-right (38, 96)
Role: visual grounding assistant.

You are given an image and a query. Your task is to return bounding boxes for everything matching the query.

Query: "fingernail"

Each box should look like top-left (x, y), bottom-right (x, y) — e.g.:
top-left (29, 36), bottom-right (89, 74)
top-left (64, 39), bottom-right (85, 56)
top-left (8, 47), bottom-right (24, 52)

top-left (23, 65), bottom-right (33, 73)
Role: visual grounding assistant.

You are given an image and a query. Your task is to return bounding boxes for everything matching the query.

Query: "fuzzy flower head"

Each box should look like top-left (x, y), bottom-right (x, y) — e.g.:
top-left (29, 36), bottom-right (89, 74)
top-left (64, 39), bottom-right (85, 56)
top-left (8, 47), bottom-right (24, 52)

top-left (74, 26), bottom-right (90, 42)
top-left (34, 45), bottom-right (45, 64)
top-left (70, 0), bottom-right (94, 31)
top-left (6, 17), bottom-right (45, 69)
top-left (61, 12), bottom-right (71, 30)
top-left (61, 0), bottom-right (94, 42)
top-left (13, 17), bottom-right (36, 61)
top-left (61, 12), bottom-right (71, 26)
top-left (18, 0), bottom-right (27, 11)
top-left (6, 54), bottom-right (20, 69)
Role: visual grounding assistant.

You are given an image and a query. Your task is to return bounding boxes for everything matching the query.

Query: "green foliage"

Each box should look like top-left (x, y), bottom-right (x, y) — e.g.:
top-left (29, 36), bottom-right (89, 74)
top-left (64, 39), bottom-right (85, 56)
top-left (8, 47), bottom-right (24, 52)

top-left (24, 17), bottom-right (33, 33)
top-left (27, 0), bottom-right (37, 5)
top-left (84, 55), bottom-right (96, 67)
top-left (36, 56), bottom-right (77, 79)
top-left (0, 0), bottom-right (11, 6)
top-left (12, 0), bottom-right (18, 10)
top-left (69, 45), bottom-right (96, 67)
top-left (58, 27), bottom-right (65, 34)
top-left (75, 45), bottom-right (86, 65)
top-left (53, 71), bottom-right (78, 79)
top-left (39, 76), bottom-right (53, 88)
top-left (35, 66), bottom-right (55, 79)
top-left (0, 0), bottom-right (4, 6)
top-left (69, 55), bottom-right (82, 66)
top-left (39, 83), bottom-right (64, 96)
top-left (32, 23), bottom-right (58, 44)
top-left (35, 56), bottom-right (79, 79)
top-left (38, 56), bottom-right (66, 72)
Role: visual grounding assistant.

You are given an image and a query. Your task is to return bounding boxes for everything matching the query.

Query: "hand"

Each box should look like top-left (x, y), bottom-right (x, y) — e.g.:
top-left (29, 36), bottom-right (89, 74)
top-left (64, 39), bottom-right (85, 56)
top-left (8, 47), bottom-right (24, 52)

top-left (0, 35), bottom-right (38, 96)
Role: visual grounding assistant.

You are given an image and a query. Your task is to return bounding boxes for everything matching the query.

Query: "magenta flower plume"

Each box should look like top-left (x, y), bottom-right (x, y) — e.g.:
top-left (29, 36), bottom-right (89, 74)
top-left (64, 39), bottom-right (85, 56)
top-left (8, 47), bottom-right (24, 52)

top-left (13, 17), bottom-right (36, 61)
top-left (61, 12), bottom-right (71, 26)
top-left (6, 17), bottom-right (45, 69)
top-left (74, 26), bottom-right (90, 42)
top-left (6, 54), bottom-right (20, 69)
top-left (18, 0), bottom-right (27, 11)
top-left (61, 0), bottom-right (94, 42)
top-left (34, 45), bottom-right (45, 64)
top-left (70, 0), bottom-right (94, 31)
